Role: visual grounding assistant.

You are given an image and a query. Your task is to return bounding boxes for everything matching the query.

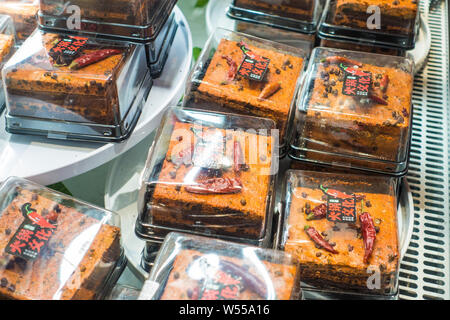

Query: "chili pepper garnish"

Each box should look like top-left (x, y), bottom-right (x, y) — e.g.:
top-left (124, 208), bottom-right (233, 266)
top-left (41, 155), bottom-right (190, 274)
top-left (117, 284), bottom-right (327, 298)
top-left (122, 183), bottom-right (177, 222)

top-left (219, 260), bottom-right (267, 299)
top-left (221, 55), bottom-right (238, 82)
top-left (339, 64), bottom-right (370, 77)
top-left (239, 41), bottom-right (264, 61)
top-left (185, 177), bottom-right (243, 194)
top-left (233, 140), bottom-right (245, 173)
top-left (322, 56), bottom-right (363, 67)
top-left (304, 226), bottom-right (338, 254)
top-left (320, 185), bottom-right (353, 199)
top-left (369, 93), bottom-right (388, 105)
top-left (69, 49), bottom-right (122, 70)
top-left (380, 75), bottom-right (389, 92)
top-left (306, 203), bottom-right (327, 221)
top-left (258, 82), bottom-right (281, 100)
top-left (360, 212), bottom-right (377, 263)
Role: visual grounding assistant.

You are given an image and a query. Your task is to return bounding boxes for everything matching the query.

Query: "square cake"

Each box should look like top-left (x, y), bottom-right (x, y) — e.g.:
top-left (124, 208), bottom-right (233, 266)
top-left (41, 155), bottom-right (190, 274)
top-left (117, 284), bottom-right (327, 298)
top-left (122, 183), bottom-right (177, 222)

top-left (0, 186), bottom-right (121, 300)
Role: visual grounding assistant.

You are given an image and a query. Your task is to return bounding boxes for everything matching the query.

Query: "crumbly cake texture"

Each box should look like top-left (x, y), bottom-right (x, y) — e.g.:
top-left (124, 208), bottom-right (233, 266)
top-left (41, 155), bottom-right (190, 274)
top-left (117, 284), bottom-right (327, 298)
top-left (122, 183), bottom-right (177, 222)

top-left (332, 0), bottom-right (418, 34)
top-left (0, 1), bottom-right (38, 40)
top-left (0, 189), bottom-right (121, 300)
top-left (234, 0), bottom-right (316, 21)
top-left (0, 34), bottom-right (14, 64)
top-left (4, 32), bottom-right (129, 125)
top-left (191, 38), bottom-right (304, 140)
top-left (301, 56), bottom-right (412, 164)
top-left (144, 121), bottom-right (273, 240)
top-left (284, 184), bottom-right (399, 294)
top-left (159, 249), bottom-right (299, 300)
top-left (40, 0), bottom-right (169, 25)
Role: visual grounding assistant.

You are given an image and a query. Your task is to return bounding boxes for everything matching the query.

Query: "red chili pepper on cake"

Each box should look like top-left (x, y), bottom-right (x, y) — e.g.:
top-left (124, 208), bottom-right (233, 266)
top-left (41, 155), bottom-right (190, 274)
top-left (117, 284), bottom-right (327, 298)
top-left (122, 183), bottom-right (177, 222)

top-left (185, 177), bottom-right (243, 194)
top-left (360, 212), bottom-right (377, 263)
top-left (320, 185), bottom-right (354, 199)
top-left (69, 49), bottom-right (122, 70)
top-left (304, 226), bottom-right (338, 254)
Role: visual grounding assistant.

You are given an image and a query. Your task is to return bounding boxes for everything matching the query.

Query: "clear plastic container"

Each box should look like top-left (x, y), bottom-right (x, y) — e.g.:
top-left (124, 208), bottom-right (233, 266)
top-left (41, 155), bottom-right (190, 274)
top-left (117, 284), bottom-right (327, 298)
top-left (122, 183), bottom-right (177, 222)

top-left (233, 20), bottom-right (315, 50)
top-left (146, 11), bottom-right (178, 78)
top-left (107, 284), bottom-right (140, 300)
top-left (140, 240), bottom-right (162, 272)
top-left (0, 176), bottom-right (126, 300)
top-left (319, 36), bottom-right (406, 57)
top-left (38, 0), bottom-right (177, 42)
top-left (279, 170), bottom-right (400, 298)
top-left (141, 232), bottom-right (302, 300)
top-left (2, 29), bottom-right (152, 142)
top-left (228, 0), bottom-right (323, 33)
top-left (0, 0), bottom-right (38, 41)
top-left (136, 107), bottom-right (278, 247)
top-left (183, 28), bottom-right (308, 156)
top-left (290, 47), bottom-right (414, 176)
top-left (318, 0), bottom-right (419, 50)
top-left (0, 14), bottom-right (15, 113)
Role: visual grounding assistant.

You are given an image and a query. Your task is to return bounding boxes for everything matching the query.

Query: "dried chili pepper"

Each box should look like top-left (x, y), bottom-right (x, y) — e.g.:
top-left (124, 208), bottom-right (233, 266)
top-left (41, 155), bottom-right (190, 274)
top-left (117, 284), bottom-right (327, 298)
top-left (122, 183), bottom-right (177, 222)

top-left (221, 55), bottom-right (238, 82)
top-left (360, 212), bottom-right (377, 263)
top-left (339, 64), bottom-right (369, 77)
top-left (380, 75), bottom-right (389, 92)
top-left (320, 185), bottom-right (353, 199)
top-left (258, 82), bottom-right (281, 100)
top-left (185, 177), bottom-right (242, 194)
top-left (322, 56), bottom-right (363, 67)
top-left (304, 226), bottom-right (338, 254)
top-left (219, 260), bottom-right (267, 299)
top-left (233, 140), bottom-right (245, 173)
top-left (239, 41), bottom-right (264, 61)
top-left (369, 93), bottom-right (388, 105)
top-left (69, 49), bottom-right (122, 70)
top-left (306, 203), bottom-right (327, 221)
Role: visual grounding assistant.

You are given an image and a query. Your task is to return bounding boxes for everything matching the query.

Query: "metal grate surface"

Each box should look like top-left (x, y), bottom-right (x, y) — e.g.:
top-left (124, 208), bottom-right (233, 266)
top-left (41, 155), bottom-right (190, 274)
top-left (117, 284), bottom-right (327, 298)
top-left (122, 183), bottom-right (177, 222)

top-left (399, 0), bottom-right (450, 300)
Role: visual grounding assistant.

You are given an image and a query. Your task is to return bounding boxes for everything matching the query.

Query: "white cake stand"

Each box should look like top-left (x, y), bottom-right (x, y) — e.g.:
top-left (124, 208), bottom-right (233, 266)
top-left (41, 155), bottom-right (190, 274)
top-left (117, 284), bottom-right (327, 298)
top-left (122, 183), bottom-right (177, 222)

top-left (0, 6), bottom-right (192, 185)
top-left (205, 0), bottom-right (431, 73)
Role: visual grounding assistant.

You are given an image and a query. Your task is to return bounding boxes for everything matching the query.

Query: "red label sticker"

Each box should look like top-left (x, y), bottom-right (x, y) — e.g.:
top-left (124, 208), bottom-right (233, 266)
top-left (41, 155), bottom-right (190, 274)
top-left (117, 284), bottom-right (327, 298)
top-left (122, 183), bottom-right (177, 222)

top-left (6, 203), bottom-right (56, 260)
top-left (237, 44), bottom-right (270, 82)
top-left (339, 63), bottom-right (372, 97)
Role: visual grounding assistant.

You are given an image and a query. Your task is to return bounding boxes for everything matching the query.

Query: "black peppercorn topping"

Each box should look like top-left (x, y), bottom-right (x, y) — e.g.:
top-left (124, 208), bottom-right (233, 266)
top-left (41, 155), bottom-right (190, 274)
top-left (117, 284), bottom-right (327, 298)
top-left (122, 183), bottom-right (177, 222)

top-left (240, 199), bottom-right (247, 206)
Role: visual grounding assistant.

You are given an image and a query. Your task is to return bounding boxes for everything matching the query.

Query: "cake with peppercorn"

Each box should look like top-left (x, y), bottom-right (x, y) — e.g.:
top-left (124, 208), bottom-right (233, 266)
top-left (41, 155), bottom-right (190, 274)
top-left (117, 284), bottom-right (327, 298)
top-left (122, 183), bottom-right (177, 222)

top-left (39, 0), bottom-right (175, 26)
top-left (232, 0), bottom-right (317, 22)
top-left (186, 37), bottom-right (305, 145)
top-left (0, 188), bottom-right (122, 300)
top-left (2, 30), bottom-right (135, 125)
top-left (331, 0), bottom-right (418, 34)
top-left (281, 171), bottom-right (399, 295)
top-left (294, 48), bottom-right (413, 172)
top-left (0, 33), bottom-right (13, 64)
top-left (0, 0), bottom-right (38, 40)
top-left (156, 248), bottom-right (300, 300)
top-left (139, 116), bottom-right (275, 243)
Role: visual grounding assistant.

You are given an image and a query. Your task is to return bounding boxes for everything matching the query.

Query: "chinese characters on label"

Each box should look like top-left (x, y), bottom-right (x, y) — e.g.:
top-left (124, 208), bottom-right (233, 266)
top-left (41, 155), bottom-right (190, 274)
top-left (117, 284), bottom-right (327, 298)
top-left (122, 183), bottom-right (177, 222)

top-left (326, 195), bottom-right (357, 223)
top-left (199, 269), bottom-right (243, 300)
top-left (339, 64), bottom-right (372, 97)
top-left (49, 36), bottom-right (88, 65)
top-left (237, 56), bottom-right (270, 82)
top-left (6, 203), bottom-right (56, 260)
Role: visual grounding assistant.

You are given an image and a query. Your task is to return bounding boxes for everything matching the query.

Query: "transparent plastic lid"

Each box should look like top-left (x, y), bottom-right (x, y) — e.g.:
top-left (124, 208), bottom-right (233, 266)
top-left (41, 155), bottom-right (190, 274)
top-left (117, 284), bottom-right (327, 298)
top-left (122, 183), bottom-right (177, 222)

top-left (291, 47), bottom-right (414, 175)
top-left (184, 28), bottom-right (308, 152)
top-left (319, 37), bottom-right (406, 57)
top-left (0, 0), bottom-right (39, 41)
top-left (136, 107), bottom-right (278, 246)
top-left (143, 232), bottom-right (302, 300)
top-left (280, 170), bottom-right (400, 296)
top-left (228, 0), bottom-right (322, 33)
top-left (0, 176), bottom-right (123, 300)
top-left (38, 0), bottom-right (177, 41)
top-left (0, 14), bottom-right (15, 109)
top-left (2, 29), bottom-right (150, 142)
top-left (318, 0), bottom-right (419, 49)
